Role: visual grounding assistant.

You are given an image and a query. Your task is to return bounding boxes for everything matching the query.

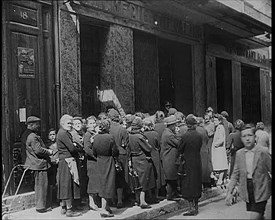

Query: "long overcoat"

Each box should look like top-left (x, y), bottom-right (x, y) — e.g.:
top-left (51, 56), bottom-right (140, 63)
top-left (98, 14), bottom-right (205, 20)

top-left (129, 132), bottom-right (156, 191)
top-left (56, 128), bottom-right (80, 200)
top-left (83, 131), bottom-right (100, 194)
top-left (93, 133), bottom-right (118, 199)
top-left (154, 121), bottom-right (166, 138)
top-left (160, 128), bottom-right (181, 180)
top-left (211, 124), bottom-right (228, 171)
top-left (196, 125), bottom-right (212, 183)
top-left (109, 122), bottom-right (130, 186)
top-left (144, 130), bottom-right (166, 189)
top-left (178, 128), bottom-right (202, 199)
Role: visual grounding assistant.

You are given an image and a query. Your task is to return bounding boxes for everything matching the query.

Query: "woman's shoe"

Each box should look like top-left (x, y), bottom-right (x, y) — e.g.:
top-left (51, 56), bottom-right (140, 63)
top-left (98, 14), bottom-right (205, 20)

top-left (100, 213), bottom-right (114, 218)
top-left (140, 204), bottom-right (152, 209)
top-left (89, 205), bottom-right (99, 211)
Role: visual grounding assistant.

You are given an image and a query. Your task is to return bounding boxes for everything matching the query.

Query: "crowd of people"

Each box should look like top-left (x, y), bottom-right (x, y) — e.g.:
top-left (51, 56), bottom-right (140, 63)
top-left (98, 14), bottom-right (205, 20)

top-left (21, 102), bottom-right (271, 218)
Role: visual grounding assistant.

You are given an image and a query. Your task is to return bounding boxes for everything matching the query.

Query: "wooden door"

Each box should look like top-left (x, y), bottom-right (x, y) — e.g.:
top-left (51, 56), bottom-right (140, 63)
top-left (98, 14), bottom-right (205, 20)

top-left (4, 0), bottom-right (52, 194)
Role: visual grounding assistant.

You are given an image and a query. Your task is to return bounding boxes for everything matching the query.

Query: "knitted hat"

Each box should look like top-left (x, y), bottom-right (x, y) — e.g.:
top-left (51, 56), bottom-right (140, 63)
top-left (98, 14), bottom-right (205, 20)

top-left (164, 115), bottom-right (179, 126)
top-left (107, 109), bottom-right (120, 120)
top-left (185, 114), bottom-right (197, 126)
top-left (220, 111), bottom-right (229, 118)
top-left (131, 117), bottom-right (143, 130)
top-left (168, 108), bottom-right (177, 116)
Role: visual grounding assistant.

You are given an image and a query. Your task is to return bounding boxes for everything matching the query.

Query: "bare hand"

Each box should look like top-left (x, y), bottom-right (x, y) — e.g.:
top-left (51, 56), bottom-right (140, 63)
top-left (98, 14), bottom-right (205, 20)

top-left (225, 193), bottom-right (233, 206)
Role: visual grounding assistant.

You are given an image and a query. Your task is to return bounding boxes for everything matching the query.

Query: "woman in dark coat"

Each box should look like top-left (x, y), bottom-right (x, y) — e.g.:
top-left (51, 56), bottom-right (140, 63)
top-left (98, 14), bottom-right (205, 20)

top-left (143, 117), bottom-right (166, 201)
top-left (129, 117), bottom-right (156, 209)
top-left (178, 114), bottom-right (202, 216)
top-left (154, 111), bottom-right (166, 138)
top-left (196, 117), bottom-right (211, 188)
top-left (83, 116), bottom-right (100, 210)
top-left (227, 119), bottom-right (244, 178)
top-left (92, 119), bottom-right (118, 218)
top-left (160, 115), bottom-right (181, 200)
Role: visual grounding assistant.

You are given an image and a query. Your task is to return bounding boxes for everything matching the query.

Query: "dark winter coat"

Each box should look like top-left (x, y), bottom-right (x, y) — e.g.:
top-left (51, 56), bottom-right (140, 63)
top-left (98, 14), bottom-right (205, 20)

top-left (144, 130), bottom-right (166, 189)
top-left (129, 131), bottom-right (156, 191)
top-left (56, 128), bottom-right (80, 200)
top-left (109, 122), bottom-right (130, 187)
top-left (160, 128), bottom-right (181, 180)
top-left (93, 133), bottom-right (118, 199)
top-left (83, 130), bottom-right (100, 194)
top-left (154, 121), bottom-right (166, 138)
top-left (196, 125), bottom-right (212, 183)
top-left (178, 128), bottom-right (202, 199)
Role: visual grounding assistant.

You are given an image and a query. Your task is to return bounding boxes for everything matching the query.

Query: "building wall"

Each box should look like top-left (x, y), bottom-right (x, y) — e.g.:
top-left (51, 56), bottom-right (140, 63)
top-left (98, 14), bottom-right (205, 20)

top-left (100, 24), bottom-right (135, 114)
top-left (60, 6), bottom-right (82, 116)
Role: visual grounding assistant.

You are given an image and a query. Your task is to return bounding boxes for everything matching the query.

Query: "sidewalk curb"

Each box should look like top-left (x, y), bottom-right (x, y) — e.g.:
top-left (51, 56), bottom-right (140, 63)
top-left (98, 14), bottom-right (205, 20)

top-left (2, 192), bottom-right (35, 213)
top-left (122, 187), bottom-right (225, 219)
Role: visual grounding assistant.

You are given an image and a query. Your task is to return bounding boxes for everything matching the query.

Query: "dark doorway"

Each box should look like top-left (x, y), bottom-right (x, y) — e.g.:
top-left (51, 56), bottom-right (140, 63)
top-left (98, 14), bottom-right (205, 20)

top-left (158, 39), bottom-right (193, 115)
top-left (216, 58), bottom-right (233, 122)
top-left (241, 64), bottom-right (261, 124)
top-left (80, 19), bottom-right (108, 118)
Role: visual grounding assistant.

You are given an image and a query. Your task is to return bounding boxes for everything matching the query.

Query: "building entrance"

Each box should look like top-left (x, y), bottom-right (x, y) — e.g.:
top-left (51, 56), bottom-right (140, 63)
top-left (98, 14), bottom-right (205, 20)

top-left (158, 39), bottom-right (193, 115)
top-left (80, 19), bottom-right (108, 118)
top-left (241, 64), bottom-right (261, 124)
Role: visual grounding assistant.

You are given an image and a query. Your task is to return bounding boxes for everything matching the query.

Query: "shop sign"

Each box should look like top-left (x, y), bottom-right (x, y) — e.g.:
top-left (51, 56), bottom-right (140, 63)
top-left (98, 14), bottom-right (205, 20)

top-left (18, 47), bottom-right (35, 79)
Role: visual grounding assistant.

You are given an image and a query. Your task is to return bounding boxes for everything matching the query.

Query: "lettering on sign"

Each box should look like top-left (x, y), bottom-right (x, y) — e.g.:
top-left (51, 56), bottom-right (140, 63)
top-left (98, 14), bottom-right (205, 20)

top-left (10, 4), bottom-right (37, 27)
top-left (82, 1), bottom-right (202, 40)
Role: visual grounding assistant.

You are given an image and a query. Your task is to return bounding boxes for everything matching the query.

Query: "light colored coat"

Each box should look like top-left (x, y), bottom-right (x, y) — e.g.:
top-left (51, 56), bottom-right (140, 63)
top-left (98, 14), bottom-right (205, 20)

top-left (228, 145), bottom-right (272, 203)
top-left (211, 124), bottom-right (228, 171)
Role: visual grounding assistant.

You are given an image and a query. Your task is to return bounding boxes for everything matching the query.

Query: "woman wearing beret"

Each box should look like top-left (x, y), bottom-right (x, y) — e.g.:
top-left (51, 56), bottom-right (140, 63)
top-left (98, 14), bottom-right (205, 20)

top-left (92, 119), bottom-right (118, 218)
top-left (129, 117), bottom-right (156, 209)
top-left (178, 114), bottom-right (203, 216)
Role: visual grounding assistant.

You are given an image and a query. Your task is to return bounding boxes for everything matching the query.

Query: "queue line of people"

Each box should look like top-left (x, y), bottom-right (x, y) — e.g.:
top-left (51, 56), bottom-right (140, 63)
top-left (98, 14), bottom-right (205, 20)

top-left (21, 104), bottom-right (271, 218)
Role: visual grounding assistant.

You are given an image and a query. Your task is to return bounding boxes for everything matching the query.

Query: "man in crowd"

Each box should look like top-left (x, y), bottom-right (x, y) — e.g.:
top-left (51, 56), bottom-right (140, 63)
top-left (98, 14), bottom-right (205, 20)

top-left (21, 116), bottom-right (53, 213)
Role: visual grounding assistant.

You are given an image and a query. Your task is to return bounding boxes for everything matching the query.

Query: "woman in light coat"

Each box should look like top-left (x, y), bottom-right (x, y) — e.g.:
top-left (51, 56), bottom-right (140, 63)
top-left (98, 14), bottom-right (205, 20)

top-left (211, 114), bottom-right (228, 186)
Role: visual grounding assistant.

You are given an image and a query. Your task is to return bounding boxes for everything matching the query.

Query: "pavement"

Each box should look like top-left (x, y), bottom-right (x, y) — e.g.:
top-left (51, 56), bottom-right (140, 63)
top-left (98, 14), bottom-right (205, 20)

top-left (5, 186), bottom-right (224, 220)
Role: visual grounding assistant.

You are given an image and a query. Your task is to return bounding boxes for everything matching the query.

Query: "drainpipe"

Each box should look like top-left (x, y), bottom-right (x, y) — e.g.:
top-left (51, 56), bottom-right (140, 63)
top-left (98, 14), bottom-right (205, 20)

top-left (53, 0), bottom-right (61, 123)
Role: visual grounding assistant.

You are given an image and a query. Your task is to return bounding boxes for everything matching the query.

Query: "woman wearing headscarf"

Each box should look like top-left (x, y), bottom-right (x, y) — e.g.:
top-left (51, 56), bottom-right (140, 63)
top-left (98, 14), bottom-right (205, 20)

top-left (211, 114), bottom-right (228, 186)
top-left (129, 117), bottom-right (156, 209)
top-left (178, 114), bottom-right (203, 216)
top-left (92, 119), bottom-right (118, 218)
top-left (143, 117), bottom-right (166, 203)
top-left (227, 119), bottom-right (244, 178)
top-left (83, 116), bottom-right (100, 210)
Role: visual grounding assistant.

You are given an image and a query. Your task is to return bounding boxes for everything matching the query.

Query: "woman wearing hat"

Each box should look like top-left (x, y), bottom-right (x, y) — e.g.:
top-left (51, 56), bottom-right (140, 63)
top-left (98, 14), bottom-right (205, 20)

top-left (129, 117), bottom-right (156, 209)
top-left (92, 119), bottom-right (119, 218)
top-left (227, 119), bottom-right (245, 178)
top-left (143, 117), bottom-right (166, 203)
top-left (178, 114), bottom-right (203, 216)
top-left (160, 115), bottom-right (181, 201)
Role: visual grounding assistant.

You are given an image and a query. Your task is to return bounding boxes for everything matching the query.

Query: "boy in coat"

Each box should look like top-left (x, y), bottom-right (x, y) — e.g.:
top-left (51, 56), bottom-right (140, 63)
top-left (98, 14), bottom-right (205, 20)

top-left (226, 124), bottom-right (271, 220)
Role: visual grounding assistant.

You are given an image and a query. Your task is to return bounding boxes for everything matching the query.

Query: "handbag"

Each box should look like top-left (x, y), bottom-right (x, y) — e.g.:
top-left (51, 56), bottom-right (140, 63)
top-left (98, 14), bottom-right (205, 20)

top-left (176, 154), bottom-right (186, 176)
top-left (114, 158), bottom-right (123, 173)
